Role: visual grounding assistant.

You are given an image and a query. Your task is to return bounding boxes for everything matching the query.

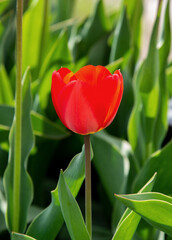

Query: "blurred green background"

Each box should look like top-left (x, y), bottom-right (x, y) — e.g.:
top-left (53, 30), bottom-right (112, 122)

top-left (0, 0), bottom-right (172, 239)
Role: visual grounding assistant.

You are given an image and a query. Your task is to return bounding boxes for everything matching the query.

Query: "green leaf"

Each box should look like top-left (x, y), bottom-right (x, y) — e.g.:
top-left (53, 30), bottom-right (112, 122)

top-left (153, 0), bottom-right (171, 150)
top-left (58, 170), bottom-right (90, 240)
top-left (0, 65), bottom-right (13, 105)
top-left (112, 173), bottom-right (157, 240)
top-left (38, 30), bottom-right (72, 111)
top-left (11, 233), bottom-right (36, 240)
top-left (128, 9), bottom-right (162, 163)
top-left (125, 0), bottom-right (143, 55)
top-left (27, 145), bottom-right (91, 240)
top-left (3, 68), bottom-right (34, 232)
top-left (39, 30), bottom-right (72, 79)
top-left (115, 192), bottom-right (172, 237)
top-left (92, 131), bottom-right (135, 227)
top-left (166, 65), bottom-right (172, 96)
top-left (71, 0), bottom-right (110, 60)
top-left (92, 131), bottom-right (131, 204)
top-left (105, 58), bottom-right (124, 73)
top-left (0, 105), bottom-right (69, 139)
top-left (56, 0), bottom-right (76, 21)
top-left (133, 141), bottom-right (172, 195)
top-left (31, 111), bottom-right (70, 140)
top-left (139, 14), bottom-right (159, 93)
top-left (22, 0), bottom-right (48, 73)
top-left (109, 7), bottom-right (131, 62)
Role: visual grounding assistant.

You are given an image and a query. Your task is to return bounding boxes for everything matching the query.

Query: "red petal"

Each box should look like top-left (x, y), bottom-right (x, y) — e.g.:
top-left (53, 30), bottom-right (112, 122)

top-left (75, 65), bottom-right (111, 85)
top-left (51, 68), bottom-right (71, 118)
top-left (103, 70), bottom-right (123, 127)
top-left (57, 67), bottom-right (71, 79)
top-left (57, 81), bottom-right (100, 134)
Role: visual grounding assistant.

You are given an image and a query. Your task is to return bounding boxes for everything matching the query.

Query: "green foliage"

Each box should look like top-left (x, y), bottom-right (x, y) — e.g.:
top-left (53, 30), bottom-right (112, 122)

top-left (58, 170), bottom-right (90, 240)
top-left (112, 173), bottom-right (157, 240)
top-left (3, 68), bottom-right (34, 232)
top-left (0, 105), bottom-right (69, 140)
top-left (0, 0), bottom-right (171, 239)
top-left (11, 233), bottom-right (36, 240)
top-left (26, 145), bottom-right (91, 240)
top-left (115, 192), bottom-right (172, 237)
top-left (0, 65), bottom-right (13, 105)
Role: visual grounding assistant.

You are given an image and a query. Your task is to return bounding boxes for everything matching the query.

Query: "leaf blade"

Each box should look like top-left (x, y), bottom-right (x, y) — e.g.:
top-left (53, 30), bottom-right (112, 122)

top-left (58, 170), bottom-right (90, 240)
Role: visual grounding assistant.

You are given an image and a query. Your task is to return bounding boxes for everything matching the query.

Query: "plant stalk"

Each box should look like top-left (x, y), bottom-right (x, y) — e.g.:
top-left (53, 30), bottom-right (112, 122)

top-left (13, 0), bottom-right (23, 232)
top-left (84, 135), bottom-right (92, 239)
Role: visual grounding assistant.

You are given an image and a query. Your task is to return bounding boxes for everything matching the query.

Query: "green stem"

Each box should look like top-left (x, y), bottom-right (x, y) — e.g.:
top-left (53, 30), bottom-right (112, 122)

top-left (13, 0), bottom-right (23, 232)
top-left (38, 0), bottom-right (49, 74)
top-left (84, 135), bottom-right (92, 239)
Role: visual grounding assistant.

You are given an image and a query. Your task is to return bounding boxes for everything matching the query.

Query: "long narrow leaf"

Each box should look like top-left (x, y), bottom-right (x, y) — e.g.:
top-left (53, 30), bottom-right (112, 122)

top-left (112, 173), bottom-right (157, 240)
top-left (12, 233), bottom-right (36, 240)
top-left (0, 105), bottom-right (69, 140)
top-left (58, 170), bottom-right (90, 240)
top-left (3, 68), bottom-right (34, 232)
top-left (27, 145), bottom-right (91, 240)
top-left (115, 192), bottom-right (172, 237)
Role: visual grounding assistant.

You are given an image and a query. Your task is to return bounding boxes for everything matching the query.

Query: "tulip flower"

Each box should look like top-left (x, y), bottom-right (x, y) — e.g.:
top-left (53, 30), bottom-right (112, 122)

top-left (51, 65), bottom-right (123, 135)
top-left (51, 65), bottom-right (123, 239)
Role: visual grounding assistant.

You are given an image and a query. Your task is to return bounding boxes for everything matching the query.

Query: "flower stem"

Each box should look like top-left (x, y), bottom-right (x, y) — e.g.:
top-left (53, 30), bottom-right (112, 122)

top-left (13, 0), bottom-right (23, 232)
top-left (84, 135), bottom-right (92, 239)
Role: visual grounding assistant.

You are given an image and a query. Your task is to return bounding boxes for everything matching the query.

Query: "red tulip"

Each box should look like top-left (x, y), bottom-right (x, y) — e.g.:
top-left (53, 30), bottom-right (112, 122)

top-left (51, 65), bottom-right (123, 135)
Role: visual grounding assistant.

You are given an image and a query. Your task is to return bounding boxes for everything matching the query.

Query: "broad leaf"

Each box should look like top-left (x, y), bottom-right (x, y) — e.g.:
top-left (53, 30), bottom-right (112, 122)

top-left (166, 65), bottom-right (172, 96)
top-left (31, 111), bottom-right (69, 140)
top-left (0, 65), bottom-right (13, 105)
top-left (3, 68), bottom-right (34, 232)
top-left (92, 131), bottom-right (131, 204)
top-left (112, 173), bottom-right (157, 240)
top-left (58, 171), bottom-right (90, 240)
top-left (115, 192), bottom-right (172, 237)
top-left (128, 10), bottom-right (161, 163)
top-left (27, 145), bottom-right (91, 240)
top-left (153, 0), bottom-right (171, 150)
top-left (39, 30), bottom-right (72, 79)
top-left (133, 141), bottom-right (172, 195)
top-left (71, 0), bottom-right (110, 60)
top-left (92, 131), bottom-right (134, 226)
top-left (0, 105), bottom-right (69, 140)
top-left (56, 0), bottom-right (76, 22)
top-left (109, 7), bottom-right (131, 62)
top-left (23, 0), bottom-right (49, 75)
top-left (12, 233), bottom-right (36, 240)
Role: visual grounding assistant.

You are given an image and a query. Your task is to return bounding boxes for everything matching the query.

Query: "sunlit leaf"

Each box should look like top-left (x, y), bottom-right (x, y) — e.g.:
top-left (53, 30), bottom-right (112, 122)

top-left (153, 0), bottom-right (171, 150)
top-left (0, 105), bottom-right (69, 140)
top-left (27, 145), bottom-right (92, 240)
top-left (112, 173), bottom-right (156, 240)
top-left (0, 65), bottom-right (13, 105)
top-left (12, 233), bottom-right (36, 240)
top-left (109, 7), bottom-right (131, 62)
top-left (58, 170), bottom-right (90, 240)
top-left (133, 141), bottom-right (172, 195)
top-left (3, 68), bottom-right (34, 232)
top-left (115, 192), bottom-right (172, 237)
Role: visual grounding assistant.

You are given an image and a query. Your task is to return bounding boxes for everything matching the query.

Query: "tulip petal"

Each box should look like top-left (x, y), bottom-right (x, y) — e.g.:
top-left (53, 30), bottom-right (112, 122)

top-left (103, 70), bottom-right (123, 127)
top-left (57, 81), bottom-right (100, 134)
top-left (51, 71), bottom-right (64, 118)
top-left (51, 66), bottom-right (123, 135)
top-left (75, 65), bottom-right (111, 86)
